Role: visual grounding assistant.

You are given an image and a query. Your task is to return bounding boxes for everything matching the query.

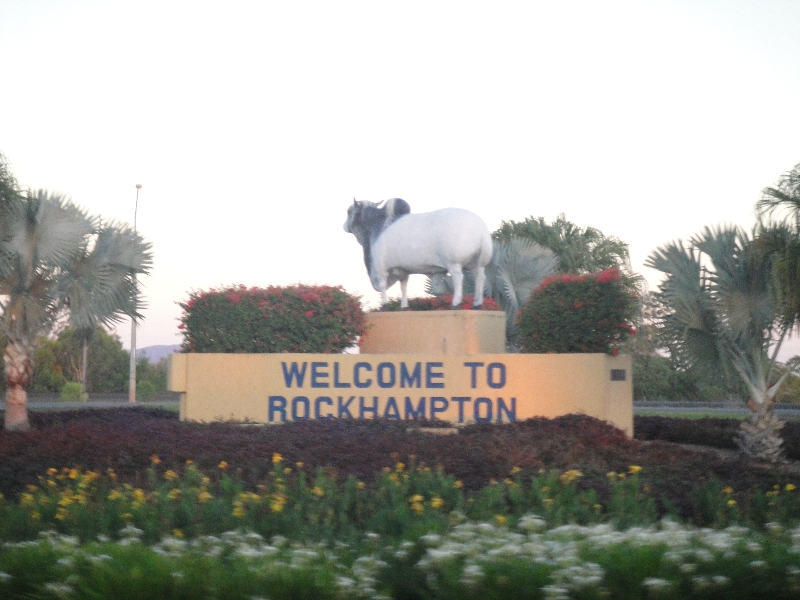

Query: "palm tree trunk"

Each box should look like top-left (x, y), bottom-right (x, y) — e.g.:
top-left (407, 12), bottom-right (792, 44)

top-left (3, 338), bottom-right (33, 431)
top-left (81, 340), bottom-right (88, 397)
top-left (736, 398), bottom-right (785, 462)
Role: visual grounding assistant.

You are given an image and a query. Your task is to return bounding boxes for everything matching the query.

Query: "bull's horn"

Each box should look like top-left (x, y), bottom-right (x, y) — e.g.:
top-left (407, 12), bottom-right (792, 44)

top-left (353, 198), bottom-right (357, 205)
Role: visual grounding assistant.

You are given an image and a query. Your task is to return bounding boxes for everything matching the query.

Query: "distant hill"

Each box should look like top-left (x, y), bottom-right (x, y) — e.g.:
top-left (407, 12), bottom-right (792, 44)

top-left (138, 345), bottom-right (180, 363)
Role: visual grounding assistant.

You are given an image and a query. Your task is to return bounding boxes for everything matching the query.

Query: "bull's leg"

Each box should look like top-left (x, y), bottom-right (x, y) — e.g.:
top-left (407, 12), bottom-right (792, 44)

top-left (472, 265), bottom-right (485, 308)
top-left (399, 276), bottom-right (409, 309)
top-left (450, 264), bottom-right (464, 307)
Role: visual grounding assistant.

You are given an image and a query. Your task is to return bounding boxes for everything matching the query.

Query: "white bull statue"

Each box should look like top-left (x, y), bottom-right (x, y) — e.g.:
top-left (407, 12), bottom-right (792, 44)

top-left (343, 198), bottom-right (493, 309)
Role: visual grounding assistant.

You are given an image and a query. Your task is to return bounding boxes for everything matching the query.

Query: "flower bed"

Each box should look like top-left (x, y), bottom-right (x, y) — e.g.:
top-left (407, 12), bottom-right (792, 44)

top-left (3, 409), bottom-right (800, 598)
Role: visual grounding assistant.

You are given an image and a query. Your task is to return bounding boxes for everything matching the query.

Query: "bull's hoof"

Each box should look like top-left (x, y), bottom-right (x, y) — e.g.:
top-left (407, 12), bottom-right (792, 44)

top-left (471, 304), bottom-right (482, 310)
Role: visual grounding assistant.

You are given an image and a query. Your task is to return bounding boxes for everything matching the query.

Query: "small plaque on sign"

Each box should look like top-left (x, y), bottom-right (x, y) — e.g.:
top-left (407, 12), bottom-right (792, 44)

top-left (610, 369), bottom-right (626, 382)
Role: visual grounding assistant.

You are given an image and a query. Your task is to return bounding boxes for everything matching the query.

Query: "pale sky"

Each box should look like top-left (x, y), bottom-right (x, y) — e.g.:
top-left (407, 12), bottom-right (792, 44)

top-left (1, 1), bottom-right (800, 355)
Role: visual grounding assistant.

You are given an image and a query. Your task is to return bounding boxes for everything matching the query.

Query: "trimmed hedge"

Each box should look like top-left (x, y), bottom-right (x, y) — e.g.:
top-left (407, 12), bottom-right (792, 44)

top-left (517, 268), bottom-right (637, 354)
top-left (178, 284), bottom-right (365, 353)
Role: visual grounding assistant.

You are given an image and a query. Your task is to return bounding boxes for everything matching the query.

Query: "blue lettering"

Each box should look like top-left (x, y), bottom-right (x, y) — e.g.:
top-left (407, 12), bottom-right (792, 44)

top-left (281, 362), bottom-right (307, 387)
top-left (384, 397), bottom-right (401, 420)
top-left (268, 395), bottom-right (287, 422)
top-left (405, 397), bottom-right (426, 419)
top-left (377, 362), bottom-right (396, 388)
top-left (354, 362), bottom-right (372, 388)
top-left (314, 396), bottom-right (333, 419)
top-left (430, 396), bottom-right (449, 419)
top-left (474, 397), bottom-right (493, 423)
top-left (497, 397), bottom-right (516, 423)
top-left (311, 362), bottom-right (329, 388)
top-left (359, 396), bottom-right (379, 418)
top-left (452, 397), bottom-right (471, 423)
top-left (426, 362), bottom-right (445, 388)
top-left (333, 362), bottom-right (352, 388)
top-left (292, 396), bottom-right (310, 420)
top-left (487, 363), bottom-right (506, 389)
top-left (338, 396), bottom-right (355, 418)
top-left (400, 362), bottom-right (421, 388)
top-left (463, 362), bottom-right (483, 388)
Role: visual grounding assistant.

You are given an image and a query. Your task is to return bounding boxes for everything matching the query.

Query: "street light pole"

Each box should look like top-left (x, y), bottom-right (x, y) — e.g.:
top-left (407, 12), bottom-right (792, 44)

top-left (129, 184), bottom-right (141, 403)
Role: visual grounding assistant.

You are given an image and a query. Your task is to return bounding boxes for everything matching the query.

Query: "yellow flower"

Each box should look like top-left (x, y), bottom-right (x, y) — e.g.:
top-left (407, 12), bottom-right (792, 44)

top-left (133, 489), bottom-right (146, 502)
top-left (296, 462), bottom-right (304, 469)
top-left (272, 452), bottom-right (283, 464)
top-left (312, 486), bottom-right (325, 497)
top-left (408, 494), bottom-right (424, 504)
top-left (559, 470), bottom-right (582, 484)
top-left (47, 468), bottom-right (58, 476)
top-left (173, 529), bottom-right (184, 538)
top-left (787, 484), bottom-right (797, 492)
top-left (218, 461), bottom-right (228, 470)
top-left (544, 498), bottom-right (554, 506)
top-left (454, 480), bottom-right (463, 489)
top-left (151, 455), bottom-right (161, 465)
top-left (357, 481), bottom-right (366, 490)
top-left (618, 473), bottom-right (626, 480)
top-left (168, 488), bottom-right (181, 500)
top-left (197, 491), bottom-right (213, 503)
top-left (431, 497), bottom-right (444, 509)
top-left (722, 486), bottom-right (734, 495)
top-left (55, 507), bottom-right (69, 521)
top-left (68, 469), bottom-right (79, 480)
top-left (233, 506), bottom-right (246, 518)
top-left (628, 465), bottom-right (642, 474)
top-left (495, 515), bottom-right (507, 526)
top-left (395, 462), bottom-right (405, 472)
top-left (164, 470), bottom-right (179, 481)
top-left (410, 502), bottom-right (424, 514)
top-left (185, 460), bottom-right (193, 466)
top-left (504, 478), bottom-right (515, 486)
top-left (122, 513), bottom-right (133, 521)
top-left (510, 466), bottom-right (521, 475)
top-left (593, 503), bottom-right (602, 511)
top-left (389, 473), bottom-right (399, 483)
top-left (606, 472), bottom-right (617, 480)
top-left (283, 467), bottom-right (292, 475)
top-left (727, 499), bottom-right (737, 507)
top-left (31, 511), bottom-right (41, 521)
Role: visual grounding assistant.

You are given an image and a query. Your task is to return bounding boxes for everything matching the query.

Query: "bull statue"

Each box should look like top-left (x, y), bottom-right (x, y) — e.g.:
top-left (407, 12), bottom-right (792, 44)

top-left (344, 198), bottom-right (493, 309)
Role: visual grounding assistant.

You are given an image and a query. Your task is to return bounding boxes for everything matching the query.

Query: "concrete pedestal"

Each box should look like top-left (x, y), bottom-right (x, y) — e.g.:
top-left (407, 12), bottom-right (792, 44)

top-left (358, 310), bottom-right (506, 354)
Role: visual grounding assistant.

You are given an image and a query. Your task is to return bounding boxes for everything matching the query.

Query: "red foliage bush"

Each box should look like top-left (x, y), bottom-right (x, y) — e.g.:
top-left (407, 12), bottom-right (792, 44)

top-left (178, 284), bottom-right (366, 353)
top-left (378, 295), bottom-right (502, 312)
top-left (517, 268), bottom-right (637, 354)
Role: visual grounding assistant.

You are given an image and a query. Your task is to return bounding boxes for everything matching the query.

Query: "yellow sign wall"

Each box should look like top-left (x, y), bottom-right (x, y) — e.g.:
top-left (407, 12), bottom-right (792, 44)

top-left (169, 352), bottom-right (633, 435)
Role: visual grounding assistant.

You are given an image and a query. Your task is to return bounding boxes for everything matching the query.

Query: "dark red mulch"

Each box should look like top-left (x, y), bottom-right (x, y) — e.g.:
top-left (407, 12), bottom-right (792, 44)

top-left (0, 409), bottom-right (797, 522)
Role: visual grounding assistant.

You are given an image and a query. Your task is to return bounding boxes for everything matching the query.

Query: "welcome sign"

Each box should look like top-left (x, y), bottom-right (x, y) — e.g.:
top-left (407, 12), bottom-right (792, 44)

top-left (169, 352), bottom-right (633, 435)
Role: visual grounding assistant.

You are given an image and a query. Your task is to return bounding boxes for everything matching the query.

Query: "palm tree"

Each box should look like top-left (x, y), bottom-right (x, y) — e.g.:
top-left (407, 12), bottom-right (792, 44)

top-left (756, 161), bottom-right (800, 327)
top-left (646, 224), bottom-right (795, 462)
top-left (0, 188), bottom-right (152, 431)
top-left (493, 213), bottom-right (634, 278)
top-left (427, 237), bottom-right (558, 349)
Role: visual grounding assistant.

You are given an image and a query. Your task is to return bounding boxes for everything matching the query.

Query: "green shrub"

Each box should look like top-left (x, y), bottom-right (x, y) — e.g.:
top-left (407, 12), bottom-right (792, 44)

top-left (516, 267), bottom-right (637, 354)
top-left (60, 382), bottom-right (87, 402)
top-left (178, 284), bottom-right (366, 353)
top-left (136, 380), bottom-right (157, 399)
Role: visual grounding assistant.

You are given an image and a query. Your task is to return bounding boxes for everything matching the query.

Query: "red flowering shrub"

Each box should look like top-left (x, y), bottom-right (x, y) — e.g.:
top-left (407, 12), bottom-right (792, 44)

top-left (178, 284), bottom-right (366, 353)
top-left (516, 268), bottom-right (637, 354)
top-left (378, 295), bottom-right (502, 312)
